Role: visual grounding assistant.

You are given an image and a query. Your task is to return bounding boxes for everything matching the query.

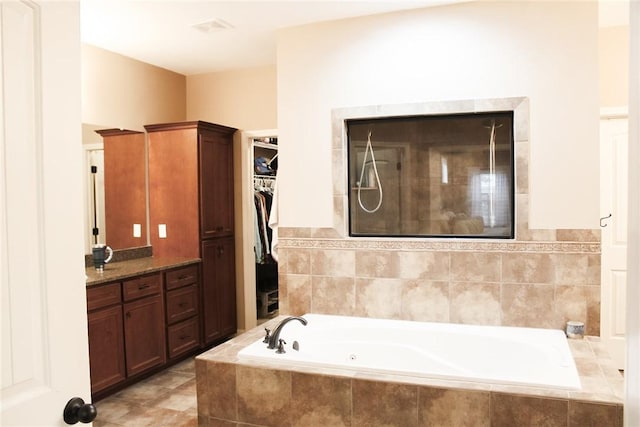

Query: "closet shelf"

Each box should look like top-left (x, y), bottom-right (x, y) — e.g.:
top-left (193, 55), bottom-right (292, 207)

top-left (253, 141), bottom-right (278, 150)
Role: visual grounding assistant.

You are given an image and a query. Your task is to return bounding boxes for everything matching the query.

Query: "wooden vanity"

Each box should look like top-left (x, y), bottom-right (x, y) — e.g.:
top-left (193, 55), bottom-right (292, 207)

top-left (85, 257), bottom-right (211, 400)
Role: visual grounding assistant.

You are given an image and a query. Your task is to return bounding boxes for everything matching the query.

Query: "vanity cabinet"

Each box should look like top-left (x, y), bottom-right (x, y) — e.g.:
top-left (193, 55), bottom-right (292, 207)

top-left (86, 283), bottom-right (125, 395)
top-left (202, 237), bottom-right (236, 344)
top-left (86, 262), bottom-right (200, 399)
top-left (145, 121), bottom-right (238, 346)
top-left (122, 274), bottom-right (166, 376)
top-left (165, 264), bottom-right (201, 359)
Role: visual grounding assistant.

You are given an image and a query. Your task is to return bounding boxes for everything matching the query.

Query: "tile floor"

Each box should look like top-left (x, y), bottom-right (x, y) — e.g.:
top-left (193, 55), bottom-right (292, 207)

top-left (93, 356), bottom-right (198, 427)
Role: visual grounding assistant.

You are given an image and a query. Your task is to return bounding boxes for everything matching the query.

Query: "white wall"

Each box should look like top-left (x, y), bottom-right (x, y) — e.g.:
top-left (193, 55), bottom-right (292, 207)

top-left (277, 1), bottom-right (599, 230)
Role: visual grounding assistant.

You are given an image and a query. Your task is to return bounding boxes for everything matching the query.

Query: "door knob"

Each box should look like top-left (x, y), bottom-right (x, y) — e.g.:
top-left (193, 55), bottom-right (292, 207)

top-left (63, 397), bottom-right (97, 424)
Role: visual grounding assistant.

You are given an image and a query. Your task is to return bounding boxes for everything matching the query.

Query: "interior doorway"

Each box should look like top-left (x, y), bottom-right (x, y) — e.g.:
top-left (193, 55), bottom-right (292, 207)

top-left (600, 112), bottom-right (628, 370)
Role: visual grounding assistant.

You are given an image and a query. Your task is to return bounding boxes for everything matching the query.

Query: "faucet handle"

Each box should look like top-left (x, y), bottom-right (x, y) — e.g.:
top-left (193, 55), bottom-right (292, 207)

top-left (276, 339), bottom-right (286, 354)
top-left (263, 328), bottom-right (271, 343)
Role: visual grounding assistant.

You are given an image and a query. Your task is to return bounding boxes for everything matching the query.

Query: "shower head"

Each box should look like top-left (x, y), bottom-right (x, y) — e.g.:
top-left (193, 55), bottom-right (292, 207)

top-left (482, 119), bottom-right (503, 129)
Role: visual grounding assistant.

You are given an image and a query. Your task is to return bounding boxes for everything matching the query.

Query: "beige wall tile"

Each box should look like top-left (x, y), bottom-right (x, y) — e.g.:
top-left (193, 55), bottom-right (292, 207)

top-left (352, 379), bottom-right (418, 427)
top-left (311, 249), bottom-right (355, 277)
top-left (236, 366), bottom-right (291, 426)
top-left (501, 283), bottom-right (557, 328)
top-left (285, 275), bottom-right (312, 316)
top-left (354, 278), bottom-right (403, 319)
top-left (400, 280), bottom-right (450, 322)
top-left (419, 387), bottom-right (490, 427)
top-left (501, 253), bottom-right (553, 284)
top-left (551, 254), bottom-right (599, 286)
top-left (285, 249), bottom-right (311, 275)
top-left (556, 229), bottom-right (601, 242)
top-left (555, 285), bottom-right (594, 332)
top-left (568, 401), bottom-right (622, 427)
top-left (311, 276), bottom-right (355, 315)
top-left (586, 286), bottom-right (601, 336)
top-left (491, 393), bottom-right (568, 427)
top-left (279, 228), bottom-right (311, 238)
top-left (397, 251), bottom-right (449, 280)
top-left (450, 252), bottom-right (501, 282)
top-left (195, 359), bottom-right (210, 419)
top-left (207, 418), bottom-right (238, 427)
top-left (450, 282), bottom-right (501, 325)
top-left (291, 373), bottom-right (351, 427)
top-left (355, 250), bottom-right (399, 278)
top-left (205, 362), bottom-right (236, 421)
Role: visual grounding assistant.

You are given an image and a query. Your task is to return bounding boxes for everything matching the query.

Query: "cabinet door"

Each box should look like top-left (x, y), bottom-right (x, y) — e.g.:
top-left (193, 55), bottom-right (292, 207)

top-left (147, 126), bottom-right (200, 258)
top-left (199, 130), bottom-right (234, 239)
top-left (202, 237), bottom-right (237, 344)
top-left (87, 305), bottom-right (125, 395)
top-left (123, 294), bottom-right (166, 376)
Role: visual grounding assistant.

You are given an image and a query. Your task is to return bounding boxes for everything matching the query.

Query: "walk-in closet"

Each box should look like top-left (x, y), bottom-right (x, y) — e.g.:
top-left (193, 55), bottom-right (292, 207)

top-left (252, 135), bottom-right (279, 319)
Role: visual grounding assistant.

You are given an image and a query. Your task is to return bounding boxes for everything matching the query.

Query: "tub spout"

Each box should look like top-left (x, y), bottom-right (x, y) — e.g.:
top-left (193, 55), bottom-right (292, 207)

top-left (267, 316), bottom-right (307, 350)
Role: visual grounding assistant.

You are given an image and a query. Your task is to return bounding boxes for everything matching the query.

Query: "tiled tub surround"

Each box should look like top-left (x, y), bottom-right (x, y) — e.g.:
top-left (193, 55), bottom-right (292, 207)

top-left (277, 232), bottom-right (601, 335)
top-left (196, 317), bottom-right (623, 427)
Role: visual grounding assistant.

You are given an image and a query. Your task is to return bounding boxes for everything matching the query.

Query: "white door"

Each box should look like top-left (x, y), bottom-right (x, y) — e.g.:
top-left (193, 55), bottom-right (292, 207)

top-left (1, 1), bottom-right (92, 426)
top-left (600, 115), bottom-right (629, 370)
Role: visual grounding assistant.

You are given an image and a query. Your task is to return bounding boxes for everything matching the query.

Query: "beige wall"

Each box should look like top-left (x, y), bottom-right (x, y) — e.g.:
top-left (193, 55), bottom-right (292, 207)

top-left (277, 1), bottom-right (599, 230)
top-left (599, 25), bottom-right (629, 108)
top-left (186, 66), bottom-right (277, 131)
top-left (81, 44), bottom-right (186, 131)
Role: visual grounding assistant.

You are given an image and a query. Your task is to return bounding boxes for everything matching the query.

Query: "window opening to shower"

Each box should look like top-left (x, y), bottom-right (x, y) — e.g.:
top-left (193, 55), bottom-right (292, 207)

top-left (347, 111), bottom-right (514, 238)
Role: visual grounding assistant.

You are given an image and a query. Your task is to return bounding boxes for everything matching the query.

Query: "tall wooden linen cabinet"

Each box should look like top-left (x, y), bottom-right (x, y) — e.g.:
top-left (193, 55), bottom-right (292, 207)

top-left (145, 121), bottom-right (238, 345)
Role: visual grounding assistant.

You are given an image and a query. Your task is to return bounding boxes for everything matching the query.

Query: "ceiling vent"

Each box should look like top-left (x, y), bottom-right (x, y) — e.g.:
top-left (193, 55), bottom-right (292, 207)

top-left (192, 18), bottom-right (234, 33)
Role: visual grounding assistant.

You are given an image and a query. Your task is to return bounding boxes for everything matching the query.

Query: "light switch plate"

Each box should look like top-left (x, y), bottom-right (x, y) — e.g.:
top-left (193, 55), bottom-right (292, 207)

top-left (158, 224), bottom-right (167, 238)
top-left (133, 223), bottom-right (141, 238)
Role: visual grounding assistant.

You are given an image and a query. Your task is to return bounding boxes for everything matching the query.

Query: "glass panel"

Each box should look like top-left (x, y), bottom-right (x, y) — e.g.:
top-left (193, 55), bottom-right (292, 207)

top-left (347, 111), bottom-right (514, 238)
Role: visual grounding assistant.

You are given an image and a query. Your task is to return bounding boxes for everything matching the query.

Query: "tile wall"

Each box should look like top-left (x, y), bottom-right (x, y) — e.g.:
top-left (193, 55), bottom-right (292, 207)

top-left (276, 97), bottom-right (602, 335)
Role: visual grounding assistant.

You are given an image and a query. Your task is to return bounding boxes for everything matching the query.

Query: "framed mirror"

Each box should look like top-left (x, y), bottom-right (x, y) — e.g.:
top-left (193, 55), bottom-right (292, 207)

top-left (82, 124), bottom-right (149, 254)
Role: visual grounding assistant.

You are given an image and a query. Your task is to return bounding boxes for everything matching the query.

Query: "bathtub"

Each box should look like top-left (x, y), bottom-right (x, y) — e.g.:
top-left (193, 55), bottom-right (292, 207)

top-left (238, 313), bottom-right (581, 390)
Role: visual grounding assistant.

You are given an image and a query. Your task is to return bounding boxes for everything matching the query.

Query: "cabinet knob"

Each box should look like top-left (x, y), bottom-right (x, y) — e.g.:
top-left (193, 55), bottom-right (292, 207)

top-left (63, 397), bottom-right (97, 424)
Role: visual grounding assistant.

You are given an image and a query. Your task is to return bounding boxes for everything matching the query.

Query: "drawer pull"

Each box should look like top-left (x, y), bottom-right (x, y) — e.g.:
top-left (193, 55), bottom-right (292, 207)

top-left (178, 275), bottom-right (189, 280)
top-left (138, 284), bottom-right (150, 290)
top-left (179, 334), bottom-right (189, 340)
top-left (178, 302), bottom-right (187, 307)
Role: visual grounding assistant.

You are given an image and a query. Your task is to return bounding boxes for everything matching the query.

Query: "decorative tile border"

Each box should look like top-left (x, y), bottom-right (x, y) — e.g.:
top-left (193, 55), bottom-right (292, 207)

top-left (278, 234), bottom-right (600, 253)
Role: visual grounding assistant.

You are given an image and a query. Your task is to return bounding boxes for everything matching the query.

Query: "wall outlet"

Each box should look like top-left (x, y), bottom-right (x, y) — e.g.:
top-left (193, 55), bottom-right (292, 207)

top-left (133, 223), bottom-right (141, 238)
top-left (158, 224), bottom-right (167, 238)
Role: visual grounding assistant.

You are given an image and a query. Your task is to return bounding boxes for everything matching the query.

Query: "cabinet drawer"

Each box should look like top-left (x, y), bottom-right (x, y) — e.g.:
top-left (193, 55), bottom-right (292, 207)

top-left (123, 274), bottom-right (162, 301)
top-left (86, 282), bottom-right (121, 311)
top-left (165, 264), bottom-right (199, 291)
top-left (167, 317), bottom-right (200, 359)
top-left (166, 285), bottom-right (199, 324)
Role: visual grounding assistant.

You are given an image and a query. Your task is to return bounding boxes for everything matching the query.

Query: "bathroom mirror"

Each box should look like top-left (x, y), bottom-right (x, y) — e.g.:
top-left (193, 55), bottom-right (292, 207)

top-left (82, 123), bottom-right (149, 254)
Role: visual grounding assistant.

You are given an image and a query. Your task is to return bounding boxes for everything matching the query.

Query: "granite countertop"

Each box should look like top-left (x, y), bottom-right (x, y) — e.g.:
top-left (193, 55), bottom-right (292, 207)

top-left (86, 256), bottom-right (201, 287)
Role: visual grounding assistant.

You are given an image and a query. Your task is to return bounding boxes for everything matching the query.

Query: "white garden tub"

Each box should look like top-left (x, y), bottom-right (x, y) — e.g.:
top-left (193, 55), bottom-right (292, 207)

top-left (238, 313), bottom-right (581, 390)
